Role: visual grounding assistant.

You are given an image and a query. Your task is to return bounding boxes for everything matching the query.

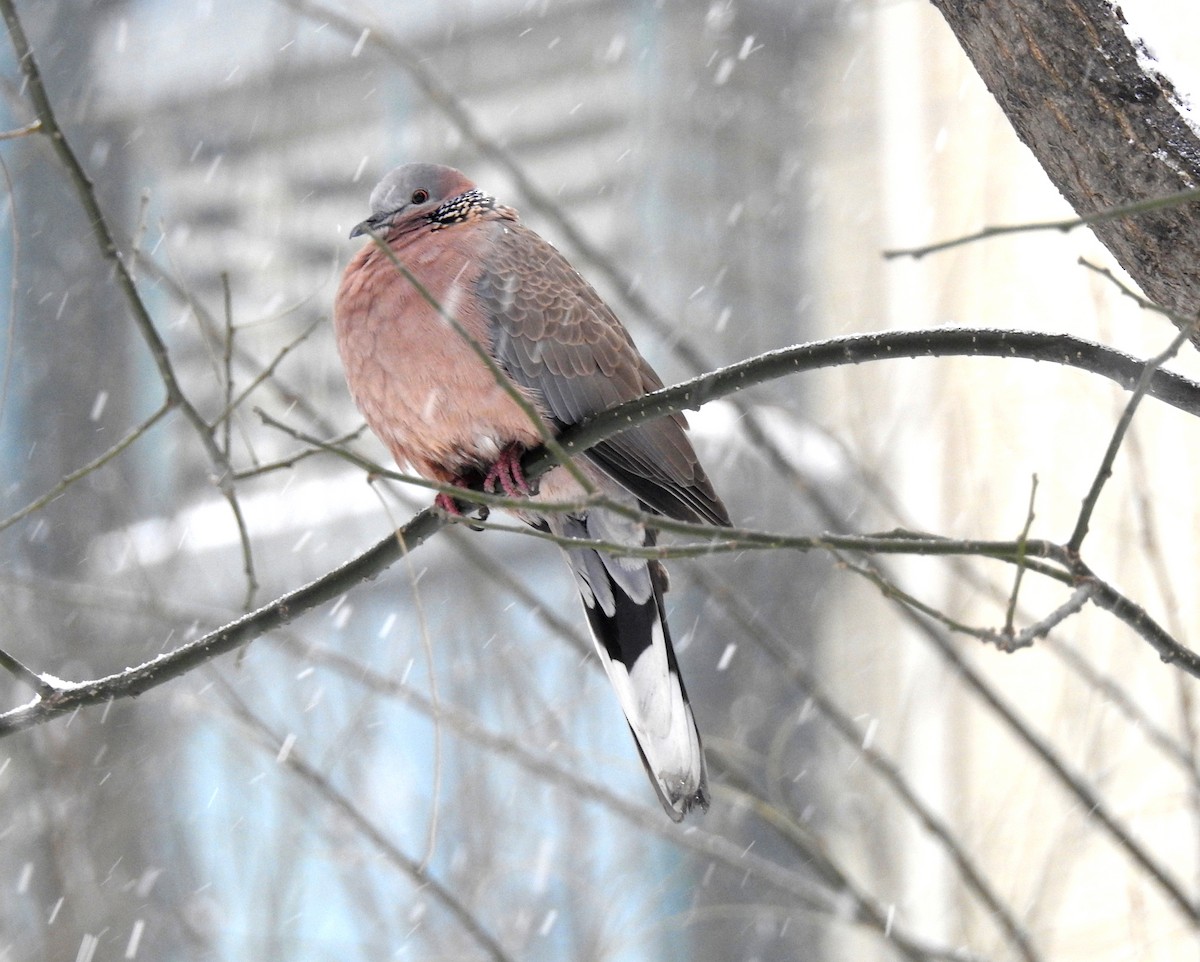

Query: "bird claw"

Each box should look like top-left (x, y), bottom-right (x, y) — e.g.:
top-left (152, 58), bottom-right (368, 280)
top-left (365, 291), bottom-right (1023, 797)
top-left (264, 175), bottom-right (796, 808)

top-left (433, 445), bottom-right (529, 532)
top-left (482, 445), bottom-right (533, 497)
top-left (435, 489), bottom-right (488, 531)
top-left (434, 492), bottom-right (462, 515)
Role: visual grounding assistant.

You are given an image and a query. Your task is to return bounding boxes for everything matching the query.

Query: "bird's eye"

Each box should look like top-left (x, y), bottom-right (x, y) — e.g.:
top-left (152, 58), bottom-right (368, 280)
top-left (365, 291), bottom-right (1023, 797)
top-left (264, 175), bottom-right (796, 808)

top-left (410, 189), bottom-right (430, 204)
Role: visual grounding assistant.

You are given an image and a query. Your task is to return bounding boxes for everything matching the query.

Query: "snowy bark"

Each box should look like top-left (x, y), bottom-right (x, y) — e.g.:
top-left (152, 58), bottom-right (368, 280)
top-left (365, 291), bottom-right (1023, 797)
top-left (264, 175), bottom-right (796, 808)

top-left (931, 0), bottom-right (1200, 327)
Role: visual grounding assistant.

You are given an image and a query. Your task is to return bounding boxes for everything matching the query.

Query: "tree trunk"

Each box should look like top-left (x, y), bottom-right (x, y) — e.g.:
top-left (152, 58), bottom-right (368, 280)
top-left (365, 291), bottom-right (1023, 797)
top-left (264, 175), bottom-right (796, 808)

top-left (929, 0), bottom-right (1200, 330)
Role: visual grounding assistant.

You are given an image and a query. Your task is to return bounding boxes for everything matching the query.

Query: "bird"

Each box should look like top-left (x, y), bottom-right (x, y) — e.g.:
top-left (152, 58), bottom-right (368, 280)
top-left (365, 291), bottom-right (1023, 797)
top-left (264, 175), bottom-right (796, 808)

top-left (334, 163), bottom-right (731, 820)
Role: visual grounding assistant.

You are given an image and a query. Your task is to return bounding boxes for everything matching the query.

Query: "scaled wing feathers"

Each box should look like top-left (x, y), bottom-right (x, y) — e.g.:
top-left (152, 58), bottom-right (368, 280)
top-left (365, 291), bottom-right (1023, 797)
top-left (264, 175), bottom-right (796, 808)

top-left (477, 223), bottom-right (730, 526)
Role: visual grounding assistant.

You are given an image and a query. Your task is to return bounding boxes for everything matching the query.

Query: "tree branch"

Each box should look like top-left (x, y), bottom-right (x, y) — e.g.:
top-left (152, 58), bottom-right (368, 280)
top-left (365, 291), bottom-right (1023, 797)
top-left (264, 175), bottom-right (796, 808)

top-left (1068, 325), bottom-right (1192, 551)
top-left (0, 0), bottom-right (262, 607)
top-left (216, 676), bottom-right (518, 962)
top-left (6, 322), bottom-right (1200, 734)
top-left (0, 401), bottom-right (173, 535)
top-left (533, 328), bottom-right (1200, 482)
top-left (693, 568), bottom-right (1042, 962)
top-left (266, 639), bottom-right (985, 962)
top-left (928, 0), bottom-right (1200, 333)
top-left (885, 186), bottom-right (1200, 260)
top-left (879, 566), bottom-right (1200, 926)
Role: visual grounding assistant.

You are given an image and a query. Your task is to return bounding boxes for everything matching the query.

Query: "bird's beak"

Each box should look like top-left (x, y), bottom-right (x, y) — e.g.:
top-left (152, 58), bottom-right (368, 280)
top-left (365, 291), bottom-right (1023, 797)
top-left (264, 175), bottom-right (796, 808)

top-left (351, 212), bottom-right (390, 238)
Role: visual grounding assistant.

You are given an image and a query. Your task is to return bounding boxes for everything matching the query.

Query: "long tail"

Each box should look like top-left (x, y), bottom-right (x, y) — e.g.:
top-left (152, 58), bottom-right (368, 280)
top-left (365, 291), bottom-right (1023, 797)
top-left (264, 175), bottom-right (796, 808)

top-left (558, 514), bottom-right (708, 821)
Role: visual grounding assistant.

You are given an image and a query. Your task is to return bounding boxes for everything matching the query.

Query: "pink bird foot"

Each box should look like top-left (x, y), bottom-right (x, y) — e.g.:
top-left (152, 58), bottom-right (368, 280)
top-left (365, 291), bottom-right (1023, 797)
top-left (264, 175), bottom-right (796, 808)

top-left (434, 491), bottom-right (463, 515)
top-left (435, 479), bottom-right (488, 529)
top-left (483, 444), bottom-right (533, 497)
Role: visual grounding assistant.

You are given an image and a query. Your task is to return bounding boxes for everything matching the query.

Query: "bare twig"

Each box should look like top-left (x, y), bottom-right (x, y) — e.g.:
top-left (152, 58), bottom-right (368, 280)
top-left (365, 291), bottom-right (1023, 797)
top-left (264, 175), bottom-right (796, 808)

top-left (228, 484), bottom-right (258, 612)
top-left (0, 118), bottom-right (38, 140)
top-left (1003, 583), bottom-right (1098, 650)
top-left (0, 0), bottom-right (260, 608)
top-left (835, 552), bottom-right (1024, 643)
top-left (0, 154), bottom-right (18, 430)
top-left (1083, 570), bottom-right (1200, 674)
top-left (134, 250), bottom-right (341, 437)
top-left (267, 638), bottom-right (978, 962)
top-left (0, 401), bottom-right (173, 535)
top-left (231, 426), bottom-right (366, 481)
top-left (210, 315), bottom-right (323, 432)
top-left (883, 186), bottom-right (1200, 260)
top-left (125, 189), bottom-right (152, 284)
top-left (0, 645), bottom-right (54, 699)
top-left (526, 328), bottom-right (1200, 487)
top-left (1004, 475), bottom-right (1039, 637)
top-left (1068, 325), bottom-right (1192, 552)
top-left (883, 573), bottom-right (1200, 926)
top-left (220, 272), bottom-right (235, 458)
top-left (693, 568), bottom-right (1042, 962)
top-left (215, 676), bottom-right (518, 962)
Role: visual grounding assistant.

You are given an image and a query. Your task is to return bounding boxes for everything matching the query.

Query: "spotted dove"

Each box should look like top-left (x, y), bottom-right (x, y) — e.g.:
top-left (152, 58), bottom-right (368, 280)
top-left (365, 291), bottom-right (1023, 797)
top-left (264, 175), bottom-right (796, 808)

top-left (334, 163), bottom-right (730, 820)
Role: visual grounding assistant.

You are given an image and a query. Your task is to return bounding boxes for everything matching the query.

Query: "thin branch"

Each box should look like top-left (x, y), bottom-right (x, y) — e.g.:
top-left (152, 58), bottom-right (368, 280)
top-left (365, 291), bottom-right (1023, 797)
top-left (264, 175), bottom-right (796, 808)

top-left (134, 250), bottom-right (342, 437)
top-left (0, 154), bottom-right (18, 430)
top-left (0, 118), bottom-right (38, 140)
top-left (835, 552), bottom-right (1018, 643)
top-left (3, 324), bottom-right (1199, 732)
top-left (1004, 583), bottom-right (1098, 650)
top-left (215, 677), bottom-right (518, 962)
top-left (881, 571), bottom-right (1200, 926)
top-left (227, 482), bottom-right (258, 611)
top-left (220, 272), bottom-right (234, 458)
top-left (836, 550), bottom-right (1095, 655)
top-left (529, 328), bottom-right (1200, 486)
top-left (125, 189), bottom-right (152, 284)
top-left (1068, 324), bottom-right (1192, 552)
top-left (0, 0), bottom-right (260, 607)
top-left (0, 401), bottom-right (173, 534)
top-left (231, 427), bottom-right (367, 481)
top-left (883, 186), bottom-right (1200, 260)
top-left (439, 507), bottom-right (1061, 576)
top-left (262, 415), bottom-right (1077, 573)
top-left (1078, 259), bottom-right (1169, 315)
top-left (0, 645), bottom-right (54, 699)
top-left (269, 639), bottom-right (976, 962)
top-left (1084, 569), bottom-right (1200, 674)
top-left (693, 568), bottom-right (1042, 962)
top-left (1004, 475), bottom-right (1039, 637)
top-left (209, 315), bottom-right (324, 432)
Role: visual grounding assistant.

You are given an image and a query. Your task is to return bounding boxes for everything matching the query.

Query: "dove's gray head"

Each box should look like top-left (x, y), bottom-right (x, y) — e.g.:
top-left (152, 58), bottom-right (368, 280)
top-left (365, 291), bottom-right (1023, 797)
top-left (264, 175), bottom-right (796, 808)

top-left (350, 163), bottom-right (489, 239)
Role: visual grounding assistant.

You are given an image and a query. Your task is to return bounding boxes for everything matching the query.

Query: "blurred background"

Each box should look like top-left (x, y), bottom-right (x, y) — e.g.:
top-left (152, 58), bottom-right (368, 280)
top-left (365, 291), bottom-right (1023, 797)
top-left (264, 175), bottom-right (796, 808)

top-left (3, 0), bottom-right (1200, 959)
